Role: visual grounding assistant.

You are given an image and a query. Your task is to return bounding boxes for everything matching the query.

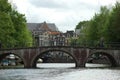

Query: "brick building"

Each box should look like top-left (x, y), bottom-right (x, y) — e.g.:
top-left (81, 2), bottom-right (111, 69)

top-left (27, 21), bottom-right (68, 46)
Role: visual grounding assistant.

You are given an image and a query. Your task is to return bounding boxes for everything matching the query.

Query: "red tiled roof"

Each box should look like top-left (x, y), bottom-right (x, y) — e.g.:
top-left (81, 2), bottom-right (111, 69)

top-left (49, 31), bottom-right (60, 35)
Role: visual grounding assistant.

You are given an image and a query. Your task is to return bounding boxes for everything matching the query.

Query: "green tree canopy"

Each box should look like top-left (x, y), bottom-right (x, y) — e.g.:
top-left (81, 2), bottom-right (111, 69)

top-left (75, 5), bottom-right (114, 47)
top-left (10, 10), bottom-right (32, 47)
top-left (0, 0), bottom-right (32, 48)
top-left (0, 0), bottom-right (12, 13)
top-left (104, 2), bottom-right (120, 42)
top-left (0, 12), bottom-right (15, 48)
top-left (76, 21), bottom-right (89, 29)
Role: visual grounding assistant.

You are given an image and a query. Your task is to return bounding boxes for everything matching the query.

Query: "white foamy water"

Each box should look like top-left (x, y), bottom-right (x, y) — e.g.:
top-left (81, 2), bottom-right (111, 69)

top-left (37, 63), bottom-right (75, 68)
top-left (0, 63), bottom-right (120, 80)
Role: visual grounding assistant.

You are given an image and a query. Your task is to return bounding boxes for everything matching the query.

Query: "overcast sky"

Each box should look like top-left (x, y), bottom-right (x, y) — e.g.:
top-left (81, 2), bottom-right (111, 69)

top-left (10, 0), bottom-right (118, 32)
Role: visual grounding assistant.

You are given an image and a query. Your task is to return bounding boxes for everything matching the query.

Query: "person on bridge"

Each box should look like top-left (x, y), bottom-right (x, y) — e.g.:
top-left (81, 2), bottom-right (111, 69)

top-left (99, 37), bottom-right (104, 47)
top-left (0, 41), bottom-right (1, 49)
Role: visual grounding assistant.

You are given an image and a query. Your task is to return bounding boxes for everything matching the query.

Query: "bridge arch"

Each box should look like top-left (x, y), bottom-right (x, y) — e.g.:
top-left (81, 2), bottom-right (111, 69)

top-left (31, 48), bottom-right (78, 68)
top-left (86, 51), bottom-right (117, 67)
top-left (0, 52), bottom-right (25, 67)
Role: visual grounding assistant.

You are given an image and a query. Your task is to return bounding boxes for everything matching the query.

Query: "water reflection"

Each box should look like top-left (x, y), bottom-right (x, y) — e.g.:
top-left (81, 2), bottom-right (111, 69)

top-left (0, 63), bottom-right (120, 80)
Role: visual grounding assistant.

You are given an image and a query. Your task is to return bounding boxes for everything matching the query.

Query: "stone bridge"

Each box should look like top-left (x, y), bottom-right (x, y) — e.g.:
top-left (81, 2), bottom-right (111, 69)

top-left (0, 46), bottom-right (120, 68)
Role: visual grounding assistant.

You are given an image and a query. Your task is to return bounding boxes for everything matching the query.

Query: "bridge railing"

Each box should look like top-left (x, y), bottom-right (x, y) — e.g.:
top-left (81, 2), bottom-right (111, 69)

top-left (105, 42), bottom-right (120, 48)
top-left (0, 41), bottom-right (120, 49)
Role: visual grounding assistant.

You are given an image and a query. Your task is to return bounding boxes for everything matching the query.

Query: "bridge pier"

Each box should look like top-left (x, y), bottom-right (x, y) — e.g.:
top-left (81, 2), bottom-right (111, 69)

top-left (24, 64), bottom-right (32, 68)
top-left (24, 60), bottom-right (33, 68)
top-left (23, 49), bottom-right (37, 68)
top-left (75, 58), bottom-right (86, 67)
top-left (73, 49), bottom-right (88, 68)
top-left (75, 62), bottom-right (85, 67)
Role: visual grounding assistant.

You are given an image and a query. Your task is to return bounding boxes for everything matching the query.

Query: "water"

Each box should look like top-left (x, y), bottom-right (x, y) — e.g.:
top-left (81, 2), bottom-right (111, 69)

top-left (0, 63), bottom-right (120, 80)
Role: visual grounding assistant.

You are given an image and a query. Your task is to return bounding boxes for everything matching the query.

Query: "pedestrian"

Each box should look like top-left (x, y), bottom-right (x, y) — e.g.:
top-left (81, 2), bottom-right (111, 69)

top-left (0, 41), bottom-right (1, 49)
top-left (100, 37), bottom-right (104, 47)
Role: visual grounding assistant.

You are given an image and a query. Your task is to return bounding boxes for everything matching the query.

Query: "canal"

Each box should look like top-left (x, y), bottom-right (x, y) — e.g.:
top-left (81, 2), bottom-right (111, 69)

top-left (0, 63), bottom-right (120, 80)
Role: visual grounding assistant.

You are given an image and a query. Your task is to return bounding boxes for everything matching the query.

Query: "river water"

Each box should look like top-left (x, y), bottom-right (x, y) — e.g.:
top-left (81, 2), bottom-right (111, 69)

top-left (0, 63), bottom-right (120, 80)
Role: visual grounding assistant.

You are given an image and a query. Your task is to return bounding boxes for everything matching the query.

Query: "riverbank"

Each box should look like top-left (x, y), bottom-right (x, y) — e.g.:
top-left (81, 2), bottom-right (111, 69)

top-left (0, 65), bottom-right (24, 69)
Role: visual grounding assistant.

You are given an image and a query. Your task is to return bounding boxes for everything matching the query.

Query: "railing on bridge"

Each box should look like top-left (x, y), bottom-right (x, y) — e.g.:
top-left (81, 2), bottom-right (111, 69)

top-left (0, 41), bottom-right (120, 49)
top-left (105, 42), bottom-right (120, 48)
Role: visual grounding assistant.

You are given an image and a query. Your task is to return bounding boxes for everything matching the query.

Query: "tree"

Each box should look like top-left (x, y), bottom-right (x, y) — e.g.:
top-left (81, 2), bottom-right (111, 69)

top-left (76, 21), bottom-right (90, 46)
top-left (0, 12), bottom-right (15, 48)
top-left (104, 2), bottom-right (120, 43)
top-left (0, 0), bottom-right (15, 48)
top-left (76, 6), bottom-right (110, 47)
top-left (0, 0), bottom-right (12, 13)
top-left (10, 10), bottom-right (32, 47)
top-left (76, 21), bottom-right (89, 29)
top-left (0, 0), bottom-right (32, 48)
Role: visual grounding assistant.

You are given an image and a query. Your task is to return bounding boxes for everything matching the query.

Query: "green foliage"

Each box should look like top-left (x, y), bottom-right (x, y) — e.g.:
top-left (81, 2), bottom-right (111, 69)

top-left (0, 0), bottom-right (12, 13)
top-left (0, 12), bottom-right (15, 48)
top-left (10, 10), bottom-right (32, 47)
top-left (76, 21), bottom-right (89, 29)
top-left (76, 3), bottom-right (120, 47)
top-left (0, 0), bottom-right (32, 48)
top-left (104, 2), bottom-right (120, 42)
top-left (76, 21), bottom-right (90, 46)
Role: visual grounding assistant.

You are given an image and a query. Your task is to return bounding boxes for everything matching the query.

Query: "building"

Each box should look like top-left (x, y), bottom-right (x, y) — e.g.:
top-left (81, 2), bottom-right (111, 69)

top-left (55, 33), bottom-right (66, 46)
top-left (27, 22), bottom-right (78, 62)
top-left (27, 21), bottom-right (60, 46)
top-left (27, 22), bottom-right (78, 47)
top-left (48, 31), bottom-right (60, 46)
top-left (64, 30), bottom-right (78, 46)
